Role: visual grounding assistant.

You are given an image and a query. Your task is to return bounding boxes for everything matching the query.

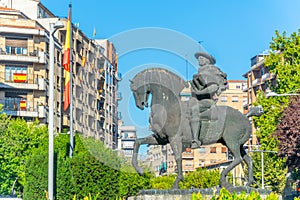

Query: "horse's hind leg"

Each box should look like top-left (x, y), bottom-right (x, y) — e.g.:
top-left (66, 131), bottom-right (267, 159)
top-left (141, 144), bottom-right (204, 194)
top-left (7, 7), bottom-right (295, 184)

top-left (220, 142), bottom-right (243, 189)
top-left (132, 135), bottom-right (159, 175)
top-left (240, 145), bottom-right (254, 186)
top-left (169, 136), bottom-right (183, 189)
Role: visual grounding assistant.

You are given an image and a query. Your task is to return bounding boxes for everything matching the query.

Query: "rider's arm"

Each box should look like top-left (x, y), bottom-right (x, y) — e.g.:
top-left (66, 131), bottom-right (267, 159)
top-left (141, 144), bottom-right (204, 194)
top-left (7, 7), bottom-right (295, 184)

top-left (193, 84), bottom-right (218, 96)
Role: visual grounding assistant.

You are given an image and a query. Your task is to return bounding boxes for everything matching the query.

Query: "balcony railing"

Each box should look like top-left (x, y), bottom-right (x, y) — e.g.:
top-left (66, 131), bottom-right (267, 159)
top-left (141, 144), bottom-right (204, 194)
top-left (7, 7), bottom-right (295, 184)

top-left (0, 99), bottom-right (46, 118)
top-left (261, 73), bottom-right (270, 82)
top-left (242, 84), bottom-right (248, 92)
top-left (252, 78), bottom-right (261, 87)
top-left (116, 72), bottom-right (122, 81)
top-left (0, 72), bottom-right (46, 90)
top-left (0, 48), bottom-right (46, 63)
top-left (182, 152), bottom-right (194, 159)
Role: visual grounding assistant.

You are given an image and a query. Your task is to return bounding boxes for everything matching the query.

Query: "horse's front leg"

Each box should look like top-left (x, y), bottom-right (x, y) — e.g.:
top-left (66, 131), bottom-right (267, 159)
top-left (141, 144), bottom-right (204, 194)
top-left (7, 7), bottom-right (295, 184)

top-left (132, 135), bottom-right (159, 175)
top-left (169, 136), bottom-right (183, 189)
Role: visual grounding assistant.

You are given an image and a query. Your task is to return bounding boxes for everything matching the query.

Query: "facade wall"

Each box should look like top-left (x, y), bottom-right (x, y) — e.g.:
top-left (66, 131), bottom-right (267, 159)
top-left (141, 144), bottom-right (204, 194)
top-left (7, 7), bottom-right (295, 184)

top-left (0, 7), bottom-right (63, 133)
top-left (242, 53), bottom-right (276, 147)
top-left (0, 0), bottom-right (120, 149)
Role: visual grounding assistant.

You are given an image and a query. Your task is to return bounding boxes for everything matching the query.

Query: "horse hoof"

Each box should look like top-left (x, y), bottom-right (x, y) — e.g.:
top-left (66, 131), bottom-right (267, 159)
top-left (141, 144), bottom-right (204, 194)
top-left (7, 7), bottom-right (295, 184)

top-left (246, 180), bottom-right (255, 187)
top-left (220, 182), bottom-right (233, 190)
top-left (171, 183), bottom-right (179, 189)
top-left (137, 169), bottom-right (144, 175)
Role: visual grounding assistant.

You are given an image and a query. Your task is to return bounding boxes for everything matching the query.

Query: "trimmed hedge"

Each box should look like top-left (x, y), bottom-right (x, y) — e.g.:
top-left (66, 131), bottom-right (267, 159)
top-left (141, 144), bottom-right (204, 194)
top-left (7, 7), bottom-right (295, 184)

top-left (23, 134), bottom-right (132, 199)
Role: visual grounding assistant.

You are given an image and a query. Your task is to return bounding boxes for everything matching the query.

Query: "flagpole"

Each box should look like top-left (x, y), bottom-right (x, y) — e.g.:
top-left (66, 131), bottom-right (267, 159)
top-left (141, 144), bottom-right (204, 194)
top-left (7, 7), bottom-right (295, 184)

top-left (69, 2), bottom-right (74, 158)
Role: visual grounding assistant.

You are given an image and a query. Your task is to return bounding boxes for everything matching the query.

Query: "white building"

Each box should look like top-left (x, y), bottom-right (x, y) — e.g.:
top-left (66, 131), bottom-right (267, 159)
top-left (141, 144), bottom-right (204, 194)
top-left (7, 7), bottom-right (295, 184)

top-left (117, 126), bottom-right (137, 157)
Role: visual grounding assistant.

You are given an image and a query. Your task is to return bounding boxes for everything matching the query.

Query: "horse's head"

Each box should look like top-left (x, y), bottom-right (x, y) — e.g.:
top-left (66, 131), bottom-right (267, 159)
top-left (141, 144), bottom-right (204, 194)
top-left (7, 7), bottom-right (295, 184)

top-left (130, 80), bottom-right (149, 110)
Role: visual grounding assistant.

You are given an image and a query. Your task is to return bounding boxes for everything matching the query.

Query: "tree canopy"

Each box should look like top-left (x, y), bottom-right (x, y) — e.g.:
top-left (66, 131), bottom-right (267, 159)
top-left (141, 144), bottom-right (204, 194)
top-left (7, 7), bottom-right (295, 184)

top-left (252, 29), bottom-right (300, 191)
top-left (275, 96), bottom-right (300, 171)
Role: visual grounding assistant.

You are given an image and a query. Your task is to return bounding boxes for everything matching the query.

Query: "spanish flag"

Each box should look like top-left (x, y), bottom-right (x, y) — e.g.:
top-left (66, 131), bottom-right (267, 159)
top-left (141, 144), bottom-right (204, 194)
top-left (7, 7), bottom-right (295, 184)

top-left (63, 8), bottom-right (71, 111)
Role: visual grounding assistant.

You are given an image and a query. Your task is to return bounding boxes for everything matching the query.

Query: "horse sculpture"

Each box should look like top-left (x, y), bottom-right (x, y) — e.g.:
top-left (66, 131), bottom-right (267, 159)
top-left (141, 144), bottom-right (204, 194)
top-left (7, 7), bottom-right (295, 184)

top-left (130, 68), bottom-right (263, 189)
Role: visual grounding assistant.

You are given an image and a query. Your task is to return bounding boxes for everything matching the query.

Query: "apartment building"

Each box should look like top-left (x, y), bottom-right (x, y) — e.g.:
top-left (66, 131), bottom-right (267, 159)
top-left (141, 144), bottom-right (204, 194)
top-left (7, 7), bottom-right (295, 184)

top-left (117, 125), bottom-right (137, 158)
top-left (0, 0), bottom-right (120, 149)
top-left (242, 52), bottom-right (276, 147)
top-left (0, 7), bottom-right (64, 132)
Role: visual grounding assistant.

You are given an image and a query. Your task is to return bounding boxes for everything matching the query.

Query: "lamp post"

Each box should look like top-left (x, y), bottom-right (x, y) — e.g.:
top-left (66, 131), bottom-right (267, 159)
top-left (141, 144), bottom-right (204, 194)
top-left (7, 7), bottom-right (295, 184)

top-left (48, 20), bottom-right (64, 200)
top-left (248, 148), bottom-right (277, 189)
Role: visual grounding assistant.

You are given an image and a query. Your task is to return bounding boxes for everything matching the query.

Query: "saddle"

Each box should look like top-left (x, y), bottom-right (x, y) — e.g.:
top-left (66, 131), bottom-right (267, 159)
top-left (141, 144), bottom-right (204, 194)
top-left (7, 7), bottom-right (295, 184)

top-left (198, 105), bottom-right (226, 144)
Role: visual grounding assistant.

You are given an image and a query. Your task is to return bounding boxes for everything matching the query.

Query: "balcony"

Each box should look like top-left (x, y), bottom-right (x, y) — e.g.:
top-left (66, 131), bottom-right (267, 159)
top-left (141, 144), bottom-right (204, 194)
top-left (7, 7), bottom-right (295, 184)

top-left (116, 72), bottom-right (122, 81)
top-left (252, 78), bottom-right (261, 87)
top-left (75, 53), bottom-right (82, 65)
top-left (182, 152), bottom-right (194, 159)
top-left (0, 99), bottom-right (46, 118)
top-left (261, 73), bottom-right (270, 82)
top-left (183, 166), bottom-right (194, 171)
top-left (117, 92), bottom-right (122, 101)
top-left (97, 110), bottom-right (105, 120)
top-left (0, 73), bottom-right (46, 90)
top-left (0, 49), bottom-right (46, 64)
top-left (242, 84), bottom-right (248, 92)
top-left (97, 89), bottom-right (105, 99)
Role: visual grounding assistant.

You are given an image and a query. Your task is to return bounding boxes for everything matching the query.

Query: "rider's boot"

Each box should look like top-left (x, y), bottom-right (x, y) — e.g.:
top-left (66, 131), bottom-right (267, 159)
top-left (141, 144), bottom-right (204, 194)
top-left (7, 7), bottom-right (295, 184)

top-left (190, 118), bottom-right (201, 149)
top-left (198, 120), bottom-right (210, 143)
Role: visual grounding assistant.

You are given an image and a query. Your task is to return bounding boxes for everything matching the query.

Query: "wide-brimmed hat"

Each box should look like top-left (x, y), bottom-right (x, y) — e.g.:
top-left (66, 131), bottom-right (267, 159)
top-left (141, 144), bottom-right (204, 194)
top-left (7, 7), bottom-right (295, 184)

top-left (195, 52), bottom-right (216, 64)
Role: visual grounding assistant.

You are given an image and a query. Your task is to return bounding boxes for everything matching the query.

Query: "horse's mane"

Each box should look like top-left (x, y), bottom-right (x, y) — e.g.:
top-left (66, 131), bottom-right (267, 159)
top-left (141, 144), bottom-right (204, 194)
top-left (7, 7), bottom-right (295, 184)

top-left (131, 68), bottom-right (187, 94)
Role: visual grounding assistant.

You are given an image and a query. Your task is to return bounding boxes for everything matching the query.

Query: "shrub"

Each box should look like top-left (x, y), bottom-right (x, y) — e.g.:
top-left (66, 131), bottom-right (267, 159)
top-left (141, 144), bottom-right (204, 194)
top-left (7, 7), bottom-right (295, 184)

top-left (150, 175), bottom-right (176, 189)
top-left (181, 168), bottom-right (220, 189)
top-left (23, 134), bottom-right (121, 199)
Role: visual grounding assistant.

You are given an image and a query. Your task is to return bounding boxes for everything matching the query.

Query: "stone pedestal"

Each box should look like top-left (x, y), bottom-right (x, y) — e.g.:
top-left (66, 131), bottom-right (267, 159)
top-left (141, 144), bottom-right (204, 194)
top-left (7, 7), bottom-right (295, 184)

top-left (128, 187), bottom-right (279, 200)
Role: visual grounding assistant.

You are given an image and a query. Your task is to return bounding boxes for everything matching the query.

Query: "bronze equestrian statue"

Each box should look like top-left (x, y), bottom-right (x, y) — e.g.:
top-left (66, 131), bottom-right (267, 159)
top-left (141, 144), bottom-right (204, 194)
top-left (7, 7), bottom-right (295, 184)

top-left (130, 52), bottom-right (263, 189)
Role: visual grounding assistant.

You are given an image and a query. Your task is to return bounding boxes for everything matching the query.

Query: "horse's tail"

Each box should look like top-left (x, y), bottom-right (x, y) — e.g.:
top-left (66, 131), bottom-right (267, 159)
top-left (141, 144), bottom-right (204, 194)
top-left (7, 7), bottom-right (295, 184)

top-left (245, 105), bottom-right (264, 118)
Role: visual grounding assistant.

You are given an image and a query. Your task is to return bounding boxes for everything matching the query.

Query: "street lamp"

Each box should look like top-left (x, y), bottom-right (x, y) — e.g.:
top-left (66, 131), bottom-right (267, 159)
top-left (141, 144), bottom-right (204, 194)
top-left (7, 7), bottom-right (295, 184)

top-left (48, 20), bottom-right (64, 200)
top-left (248, 147), bottom-right (277, 189)
top-left (266, 91), bottom-right (300, 98)
top-left (259, 89), bottom-right (300, 189)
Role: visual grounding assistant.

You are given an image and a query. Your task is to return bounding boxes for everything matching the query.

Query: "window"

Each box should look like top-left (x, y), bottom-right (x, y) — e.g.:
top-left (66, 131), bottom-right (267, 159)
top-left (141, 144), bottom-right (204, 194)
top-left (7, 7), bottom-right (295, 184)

top-left (185, 148), bottom-right (192, 153)
top-left (220, 96), bottom-right (228, 102)
top-left (222, 147), bottom-right (227, 153)
top-left (210, 147), bottom-right (217, 153)
top-left (199, 147), bottom-right (206, 153)
top-left (56, 50), bottom-right (61, 63)
top-left (236, 85), bottom-right (241, 89)
top-left (261, 68), bottom-right (265, 76)
top-left (5, 38), bottom-right (28, 55)
top-left (232, 96), bottom-right (239, 102)
top-left (5, 66), bottom-right (27, 82)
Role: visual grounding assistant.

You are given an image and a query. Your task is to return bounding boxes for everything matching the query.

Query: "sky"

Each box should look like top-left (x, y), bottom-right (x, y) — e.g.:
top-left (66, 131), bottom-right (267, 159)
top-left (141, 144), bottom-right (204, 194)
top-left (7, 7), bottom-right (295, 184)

top-left (41, 0), bottom-right (300, 153)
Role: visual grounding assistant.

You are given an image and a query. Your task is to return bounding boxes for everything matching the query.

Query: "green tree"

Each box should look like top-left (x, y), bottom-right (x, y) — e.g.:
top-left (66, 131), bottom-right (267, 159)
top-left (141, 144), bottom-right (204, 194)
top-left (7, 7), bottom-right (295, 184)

top-left (0, 108), bottom-right (47, 196)
top-left (275, 96), bottom-right (300, 171)
top-left (253, 30), bottom-right (300, 192)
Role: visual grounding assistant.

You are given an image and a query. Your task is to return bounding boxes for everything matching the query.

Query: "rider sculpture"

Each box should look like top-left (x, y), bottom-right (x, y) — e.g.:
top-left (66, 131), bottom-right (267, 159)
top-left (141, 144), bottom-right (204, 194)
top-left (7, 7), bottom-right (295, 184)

top-left (190, 52), bottom-right (228, 149)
